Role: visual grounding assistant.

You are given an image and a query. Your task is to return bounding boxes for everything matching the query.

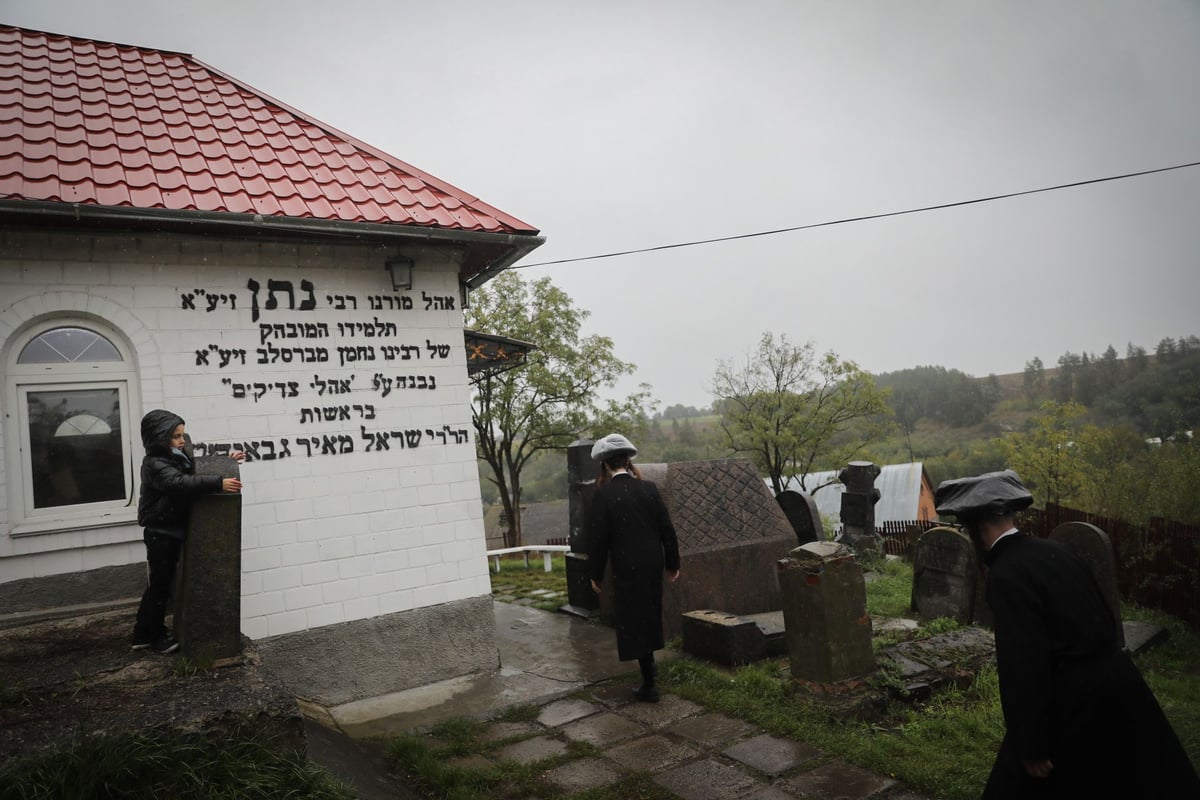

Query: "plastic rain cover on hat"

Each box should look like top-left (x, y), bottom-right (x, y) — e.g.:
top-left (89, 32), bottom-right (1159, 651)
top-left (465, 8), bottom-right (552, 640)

top-left (591, 433), bottom-right (638, 462)
top-left (934, 469), bottom-right (1034, 519)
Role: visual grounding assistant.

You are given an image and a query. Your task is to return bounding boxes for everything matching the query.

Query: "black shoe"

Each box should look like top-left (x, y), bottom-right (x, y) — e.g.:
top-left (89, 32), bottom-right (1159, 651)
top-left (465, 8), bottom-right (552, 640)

top-left (151, 636), bottom-right (180, 654)
top-left (633, 685), bottom-right (660, 703)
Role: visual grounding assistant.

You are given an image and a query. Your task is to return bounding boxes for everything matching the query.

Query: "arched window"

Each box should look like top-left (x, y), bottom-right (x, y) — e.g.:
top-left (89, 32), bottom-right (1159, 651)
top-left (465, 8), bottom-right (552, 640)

top-left (5, 321), bottom-right (139, 531)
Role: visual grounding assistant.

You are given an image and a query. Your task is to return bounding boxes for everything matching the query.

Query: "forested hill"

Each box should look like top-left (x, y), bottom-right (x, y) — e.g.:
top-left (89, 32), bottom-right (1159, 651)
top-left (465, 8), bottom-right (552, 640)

top-left (876, 335), bottom-right (1200, 441)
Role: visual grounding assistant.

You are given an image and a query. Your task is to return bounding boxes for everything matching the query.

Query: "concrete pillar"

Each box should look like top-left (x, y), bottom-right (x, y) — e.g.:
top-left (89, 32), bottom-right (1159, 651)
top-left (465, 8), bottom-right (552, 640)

top-left (778, 541), bottom-right (874, 682)
top-left (178, 456), bottom-right (242, 664)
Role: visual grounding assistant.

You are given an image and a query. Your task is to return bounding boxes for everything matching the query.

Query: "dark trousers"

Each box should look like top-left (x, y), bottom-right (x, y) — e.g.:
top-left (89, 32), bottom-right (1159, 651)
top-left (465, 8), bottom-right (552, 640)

top-left (133, 530), bottom-right (181, 641)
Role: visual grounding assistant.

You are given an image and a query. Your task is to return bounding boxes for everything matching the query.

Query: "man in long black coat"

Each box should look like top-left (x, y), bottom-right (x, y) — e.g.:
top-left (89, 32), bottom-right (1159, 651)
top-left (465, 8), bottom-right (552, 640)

top-left (936, 470), bottom-right (1198, 799)
top-left (588, 434), bottom-right (681, 702)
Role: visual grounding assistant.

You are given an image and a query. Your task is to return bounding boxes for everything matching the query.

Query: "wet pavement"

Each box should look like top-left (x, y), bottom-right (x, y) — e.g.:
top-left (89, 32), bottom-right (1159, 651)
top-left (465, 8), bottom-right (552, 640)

top-left (308, 601), bottom-right (934, 799)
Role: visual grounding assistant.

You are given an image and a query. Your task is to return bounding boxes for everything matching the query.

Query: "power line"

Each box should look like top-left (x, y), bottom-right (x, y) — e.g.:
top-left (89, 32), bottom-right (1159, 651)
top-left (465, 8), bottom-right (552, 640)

top-left (512, 159), bottom-right (1200, 269)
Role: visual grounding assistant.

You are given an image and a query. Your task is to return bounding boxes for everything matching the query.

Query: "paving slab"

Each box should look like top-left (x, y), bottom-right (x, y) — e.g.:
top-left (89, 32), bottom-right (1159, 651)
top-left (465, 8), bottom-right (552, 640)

top-left (542, 756), bottom-right (622, 793)
top-left (478, 720), bottom-right (542, 743)
top-left (617, 692), bottom-right (704, 727)
top-left (666, 711), bottom-right (759, 748)
top-left (723, 733), bottom-right (822, 777)
top-left (591, 681), bottom-right (638, 708)
top-left (492, 735), bottom-right (569, 765)
top-left (537, 697), bottom-right (600, 728)
top-left (604, 733), bottom-right (700, 772)
top-left (560, 711), bottom-right (644, 746)
top-left (782, 760), bottom-right (896, 799)
top-left (744, 786), bottom-right (801, 800)
top-left (654, 757), bottom-right (763, 800)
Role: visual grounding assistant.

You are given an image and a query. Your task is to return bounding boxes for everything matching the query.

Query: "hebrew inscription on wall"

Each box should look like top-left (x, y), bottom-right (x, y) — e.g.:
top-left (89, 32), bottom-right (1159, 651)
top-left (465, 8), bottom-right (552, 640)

top-left (183, 277), bottom-right (468, 461)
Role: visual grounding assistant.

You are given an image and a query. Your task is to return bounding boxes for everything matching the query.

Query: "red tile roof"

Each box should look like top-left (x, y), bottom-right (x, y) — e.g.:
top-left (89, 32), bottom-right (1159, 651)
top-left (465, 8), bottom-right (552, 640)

top-left (0, 25), bottom-right (538, 235)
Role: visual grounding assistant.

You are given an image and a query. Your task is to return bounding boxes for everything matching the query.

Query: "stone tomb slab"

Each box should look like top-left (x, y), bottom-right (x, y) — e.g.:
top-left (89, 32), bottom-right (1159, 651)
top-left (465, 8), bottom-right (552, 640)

top-left (782, 760), bottom-right (896, 799)
top-left (537, 697), bottom-right (599, 728)
top-left (682, 610), bottom-right (769, 665)
top-left (654, 757), bottom-right (763, 800)
top-left (723, 733), bottom-right (822, 777)
top-left (542, 757), bottom-right (622, 794)
top-left (492, 735), bottom-right (568, 765)
top-left (617, 693), bottom-right (703, 727)
top-left (560, 711), bottom-right (644, 747)
top-left (604, 734), bottom-right (700, 773)
top-left (666, 712), bottom-right (759, 748)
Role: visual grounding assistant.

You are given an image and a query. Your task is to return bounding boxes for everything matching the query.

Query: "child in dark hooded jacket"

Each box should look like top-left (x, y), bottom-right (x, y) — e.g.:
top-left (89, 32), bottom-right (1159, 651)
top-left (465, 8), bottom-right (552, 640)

top-left (132, 410), bottom-right (242, 653)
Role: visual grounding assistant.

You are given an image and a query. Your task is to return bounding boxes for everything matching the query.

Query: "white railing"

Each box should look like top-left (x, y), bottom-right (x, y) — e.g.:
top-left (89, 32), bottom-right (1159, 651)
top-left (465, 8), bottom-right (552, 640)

top-left (485, 544), bottom-right (570, 574)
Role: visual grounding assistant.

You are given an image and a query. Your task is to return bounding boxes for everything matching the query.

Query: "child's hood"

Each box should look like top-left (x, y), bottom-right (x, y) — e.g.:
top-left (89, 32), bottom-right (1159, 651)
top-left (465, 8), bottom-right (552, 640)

top-left (140, 410), bottom-right (185, 452)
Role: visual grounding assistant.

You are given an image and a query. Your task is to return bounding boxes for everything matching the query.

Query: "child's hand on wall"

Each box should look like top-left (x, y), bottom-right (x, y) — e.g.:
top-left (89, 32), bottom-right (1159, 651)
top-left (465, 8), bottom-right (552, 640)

top-left (222, 478), bottom-right (243, 493)
top-left (229, 451), bottom-right (246, 462)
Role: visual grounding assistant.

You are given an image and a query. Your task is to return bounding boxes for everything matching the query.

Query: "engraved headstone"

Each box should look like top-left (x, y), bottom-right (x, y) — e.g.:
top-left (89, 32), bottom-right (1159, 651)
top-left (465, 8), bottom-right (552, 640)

top-left (777, 541), bottom-right (874, 682)
top-left (836, 461), bottom-right (883, 558)
top-left (177, 455), bottom-right (242, 664)
top-left (563, 439), bottom-right (600, 615)
top-left (1049, 521), bottom-right (1124, 648)
top-left (776, 489), bottom-right (824, 546)
top-left (910, 527), bottom-right (978, 625)
top-left (591, 459), bottom-right (796, 641)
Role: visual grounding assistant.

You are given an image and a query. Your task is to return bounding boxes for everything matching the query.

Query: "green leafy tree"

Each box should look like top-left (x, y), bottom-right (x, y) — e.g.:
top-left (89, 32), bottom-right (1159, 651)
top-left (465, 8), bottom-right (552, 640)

top-left (712, 331), bottom-right (892, 495)
top-left (467, 272), bottom-right (646, 547)
top-left (999, 401), bottom-right (1088, 507)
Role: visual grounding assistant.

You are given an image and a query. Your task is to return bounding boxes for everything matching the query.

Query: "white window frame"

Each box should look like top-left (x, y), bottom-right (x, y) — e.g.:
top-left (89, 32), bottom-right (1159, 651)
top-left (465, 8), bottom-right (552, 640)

top-left (4, 318), bottom-right (141, 537)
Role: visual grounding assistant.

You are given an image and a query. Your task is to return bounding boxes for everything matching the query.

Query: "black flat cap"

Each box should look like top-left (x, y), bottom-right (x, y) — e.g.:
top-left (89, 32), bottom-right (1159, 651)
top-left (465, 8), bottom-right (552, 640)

top-left (934, 469), bottom-right (1033, 519)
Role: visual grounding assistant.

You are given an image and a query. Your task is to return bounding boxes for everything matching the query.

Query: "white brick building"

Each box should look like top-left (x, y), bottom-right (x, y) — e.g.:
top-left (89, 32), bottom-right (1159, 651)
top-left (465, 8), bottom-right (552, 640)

top-left (0, 25), bottom-right (542, 702)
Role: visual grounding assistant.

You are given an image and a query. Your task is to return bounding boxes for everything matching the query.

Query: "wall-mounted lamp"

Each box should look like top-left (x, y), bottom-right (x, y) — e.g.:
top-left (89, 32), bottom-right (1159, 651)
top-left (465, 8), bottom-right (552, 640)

top-left (385, 257), bottom-right (414, 291)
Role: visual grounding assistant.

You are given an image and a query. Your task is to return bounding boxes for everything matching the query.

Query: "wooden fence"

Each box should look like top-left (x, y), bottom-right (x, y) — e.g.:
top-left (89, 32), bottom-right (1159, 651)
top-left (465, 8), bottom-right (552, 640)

top-left (878, 507), bottom-right (1200, 629)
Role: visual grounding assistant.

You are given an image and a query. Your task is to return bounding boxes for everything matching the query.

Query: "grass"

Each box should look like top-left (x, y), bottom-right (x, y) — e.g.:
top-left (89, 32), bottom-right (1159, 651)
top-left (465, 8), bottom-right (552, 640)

top-left (0, 724), bottom-right (354, 800)
top-left (411, 557), bottom-right (1199, 800)
top-left (489, 554), bottom-right (569, 611)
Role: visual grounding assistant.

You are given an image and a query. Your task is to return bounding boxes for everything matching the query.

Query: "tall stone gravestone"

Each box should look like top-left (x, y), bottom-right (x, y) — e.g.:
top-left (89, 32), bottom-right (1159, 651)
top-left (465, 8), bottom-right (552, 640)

top-left (1049, 521), bottom-right (1125, 649)
top-left (776, 489), bottom-right (824, 546)
top-left (563, 439), bottom-right (600, 616)
top-left (590, 459), bottom-right (797, 641)
top-left (777, 541), bottom-right (874, 682)
top-left (911, 527), bottom-right (978, 625)
top-left (177, 455), bottom-right (242, 664)
top-left (836, 461), bottom-right (883, 558)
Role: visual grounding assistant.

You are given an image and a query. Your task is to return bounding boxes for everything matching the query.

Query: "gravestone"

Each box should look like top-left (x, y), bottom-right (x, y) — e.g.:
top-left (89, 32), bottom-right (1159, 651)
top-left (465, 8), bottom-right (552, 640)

top-left (836, 461), bottom-right (883, 558)
top-left (591, 459), bottom-right (796, 641)
top-left (776, 489), bottom-right (824, 546)
top-left (563, 439), bottom-right (600, 616)
top-left (910, 527), bottom-right (978, 624)
top-left (177, 455), bottom-right (242, 664)
top-left (777, 541), bottom-right (874, 682)
top-left (680, 609), bottom-right (786, 666)
top-left (1049, 521), bottom-right (1125, 648)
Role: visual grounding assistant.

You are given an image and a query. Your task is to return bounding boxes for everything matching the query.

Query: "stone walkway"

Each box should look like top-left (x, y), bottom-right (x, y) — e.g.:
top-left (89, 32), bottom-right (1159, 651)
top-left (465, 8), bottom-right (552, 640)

top-left (437, 683), bottom-right (931, 800)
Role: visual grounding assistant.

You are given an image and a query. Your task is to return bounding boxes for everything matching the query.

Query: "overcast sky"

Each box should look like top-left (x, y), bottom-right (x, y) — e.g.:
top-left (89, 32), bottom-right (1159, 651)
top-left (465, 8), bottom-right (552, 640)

top-left (5, 0), bottom-right (1198, 408)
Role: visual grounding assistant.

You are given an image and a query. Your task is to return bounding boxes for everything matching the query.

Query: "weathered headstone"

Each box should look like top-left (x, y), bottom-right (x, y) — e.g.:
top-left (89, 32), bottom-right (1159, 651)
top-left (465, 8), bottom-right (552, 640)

top-left (910, 527), bottom-right (978, 625)
top-left (777, 541), bottom-right (874, 682)
top-left (776, 489), bottom-right (824, 546)
top-left (592, 459), bottom-right (796, 641)
top-left (563, 439), bottom-right (599, 616)
top-left (177, 455), bottom-right (242, 664)
top-left (836, 461), bottom-right (883, 558)
top-left (1049, 521), bottom-right (1125, 648)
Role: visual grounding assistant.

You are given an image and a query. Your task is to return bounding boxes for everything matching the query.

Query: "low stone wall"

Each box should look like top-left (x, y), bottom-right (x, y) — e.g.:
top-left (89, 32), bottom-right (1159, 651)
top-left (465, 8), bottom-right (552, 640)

top-left (255, 594), bottom-right (499, 706)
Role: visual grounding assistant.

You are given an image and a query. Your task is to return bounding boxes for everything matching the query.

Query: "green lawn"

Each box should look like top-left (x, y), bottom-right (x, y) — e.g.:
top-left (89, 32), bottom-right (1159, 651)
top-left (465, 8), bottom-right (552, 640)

top-left (489, 553), bottom-right (569, 611)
